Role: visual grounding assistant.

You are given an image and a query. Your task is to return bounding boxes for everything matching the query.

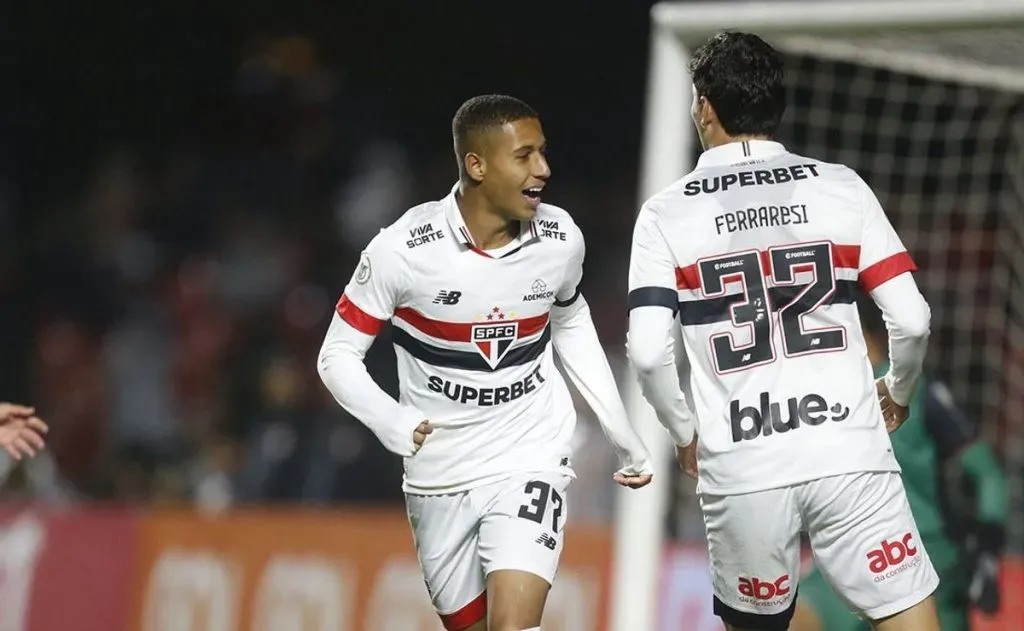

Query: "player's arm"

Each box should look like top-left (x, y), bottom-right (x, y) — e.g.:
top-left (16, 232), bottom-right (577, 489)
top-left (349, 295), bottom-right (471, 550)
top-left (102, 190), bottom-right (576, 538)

top-left (549, 225), bottom-right (653, 480)
top-left (624, 206), bottom-right (697, 448)
top-left (921, 380), bottom-right (1008, 613)
top-left (857, 179), bottom-right (931, 407)
top-left (317, 235), bottom-right (426, 458)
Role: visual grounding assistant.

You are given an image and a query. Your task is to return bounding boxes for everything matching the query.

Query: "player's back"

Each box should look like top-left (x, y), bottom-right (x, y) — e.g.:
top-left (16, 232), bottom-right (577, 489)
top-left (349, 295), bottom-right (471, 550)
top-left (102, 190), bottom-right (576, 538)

top-left (645, 140), bottom-right (902, 494)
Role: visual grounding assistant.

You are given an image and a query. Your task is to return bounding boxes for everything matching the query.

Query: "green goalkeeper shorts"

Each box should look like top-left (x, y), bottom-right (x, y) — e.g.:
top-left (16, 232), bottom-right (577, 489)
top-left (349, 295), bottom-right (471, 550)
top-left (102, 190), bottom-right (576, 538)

top-left (799, 537), bottom-right (969, 631)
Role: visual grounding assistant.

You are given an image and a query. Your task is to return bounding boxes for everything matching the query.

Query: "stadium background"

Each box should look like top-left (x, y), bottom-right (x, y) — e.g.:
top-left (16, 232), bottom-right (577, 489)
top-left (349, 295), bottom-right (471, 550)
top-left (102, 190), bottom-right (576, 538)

top-left (0, 1), bottom-right (1021, 629)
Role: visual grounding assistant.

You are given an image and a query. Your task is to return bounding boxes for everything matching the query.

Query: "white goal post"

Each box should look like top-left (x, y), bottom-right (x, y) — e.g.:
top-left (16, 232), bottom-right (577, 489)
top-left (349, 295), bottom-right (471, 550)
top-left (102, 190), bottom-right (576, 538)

top-left (612, 2), bottom-right (1024, 631)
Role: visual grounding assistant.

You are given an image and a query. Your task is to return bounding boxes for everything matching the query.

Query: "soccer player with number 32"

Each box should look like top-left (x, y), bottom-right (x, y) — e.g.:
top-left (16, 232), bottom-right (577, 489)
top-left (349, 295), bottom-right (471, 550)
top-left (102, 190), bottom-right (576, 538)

top-left (627, 31), bottom-right (943, 631)
top-left (318, 95), bottom-right (653, 631)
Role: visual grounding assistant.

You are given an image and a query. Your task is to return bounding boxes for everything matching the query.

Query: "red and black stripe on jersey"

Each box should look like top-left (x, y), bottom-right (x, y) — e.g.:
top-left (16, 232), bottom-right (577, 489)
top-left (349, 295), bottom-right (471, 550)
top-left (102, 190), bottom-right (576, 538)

top-left (337, 295), bottom-right (551, 372)
top-left (391, 307), bottom-right (550, 372)
top-left (627, 245), bottom-right (916, 325)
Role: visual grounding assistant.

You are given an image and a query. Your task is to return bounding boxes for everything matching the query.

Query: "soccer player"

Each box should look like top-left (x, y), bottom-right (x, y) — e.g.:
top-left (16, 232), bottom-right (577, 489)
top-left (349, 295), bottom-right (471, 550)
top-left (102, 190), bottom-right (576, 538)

top-left (790, 299), bottom-right (1008, 631)
top-left (318, 94), bottom-right (653, 631)
top-left (626, 32), bottom-right (942, 631)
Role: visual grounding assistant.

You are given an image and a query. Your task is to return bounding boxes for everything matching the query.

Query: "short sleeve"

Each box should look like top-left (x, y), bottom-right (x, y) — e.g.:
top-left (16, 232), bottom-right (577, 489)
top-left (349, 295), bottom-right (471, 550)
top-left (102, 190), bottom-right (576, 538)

top-left (627, 206), bottom-right (679, 312)
top-left (336, 232), bottom-right (405, 336)
top-left (858, 179), bottom-right (918, 292)
top-left (554, 224), bottom-right (585, 307)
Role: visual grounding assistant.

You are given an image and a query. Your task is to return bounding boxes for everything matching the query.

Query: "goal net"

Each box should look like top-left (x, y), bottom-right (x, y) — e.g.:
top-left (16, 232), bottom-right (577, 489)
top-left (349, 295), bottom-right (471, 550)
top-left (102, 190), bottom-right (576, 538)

top-left (615, 3), bottom-right (1024, 630)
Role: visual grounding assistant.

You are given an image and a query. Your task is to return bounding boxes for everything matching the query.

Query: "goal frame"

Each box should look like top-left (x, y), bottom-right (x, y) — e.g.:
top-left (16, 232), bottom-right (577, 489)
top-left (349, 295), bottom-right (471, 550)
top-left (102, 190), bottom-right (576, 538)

top-left (613, 3), bottom-right (1024, 631)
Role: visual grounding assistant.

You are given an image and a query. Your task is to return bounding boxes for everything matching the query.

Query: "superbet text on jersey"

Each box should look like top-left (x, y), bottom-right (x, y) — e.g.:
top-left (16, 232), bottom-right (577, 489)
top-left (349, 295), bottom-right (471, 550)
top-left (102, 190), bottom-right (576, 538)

top-left (336, 184), bottom-right (584, 494)
top-left (629, 140), bottom-right (912, 494)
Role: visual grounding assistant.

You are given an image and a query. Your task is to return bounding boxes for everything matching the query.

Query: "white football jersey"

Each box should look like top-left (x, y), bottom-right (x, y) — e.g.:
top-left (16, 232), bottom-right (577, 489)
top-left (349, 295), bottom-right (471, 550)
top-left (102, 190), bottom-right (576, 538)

top-left (629, 140), bottom-right (912, 494)
top-left (338, 185), bottom-right (583, 494)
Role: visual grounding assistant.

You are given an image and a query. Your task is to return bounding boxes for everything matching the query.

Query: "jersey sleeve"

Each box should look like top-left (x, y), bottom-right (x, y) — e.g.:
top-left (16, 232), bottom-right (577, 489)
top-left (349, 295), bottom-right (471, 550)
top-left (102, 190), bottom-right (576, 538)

top-left (922, 379), bottom-right (977, 460)
top-left (857, 179), bottom-right (918, 291)
top-left (627, 206), bottom-right (679, 312)
top-left (554, 223), bottom-right (585, 307)
top-left (336, 232), bottom-right (406, 336)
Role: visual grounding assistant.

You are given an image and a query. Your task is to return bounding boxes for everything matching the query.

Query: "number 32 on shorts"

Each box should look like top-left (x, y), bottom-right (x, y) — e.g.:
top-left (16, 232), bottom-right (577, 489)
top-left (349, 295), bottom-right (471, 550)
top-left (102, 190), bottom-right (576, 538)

top-left (700, 241), bottom-right (847, 374)
top-left (517, 480), bottom-right (564, 534)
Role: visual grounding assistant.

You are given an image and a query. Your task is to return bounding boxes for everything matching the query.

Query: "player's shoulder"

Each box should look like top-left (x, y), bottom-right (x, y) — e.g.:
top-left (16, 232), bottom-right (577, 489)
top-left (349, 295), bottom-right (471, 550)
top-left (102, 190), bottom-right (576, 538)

top-left (379, 198), bottom-right (448, 239)
top-left (365, 198), bottom-right (449, 256)
top-left (637, 173), bottom-right (702, 222)
top-left (533, 202), bottom-right (584, 244)
top-left (788, 151), bottom-right (866, 184)
top-left (783, 151), bottom-right (877, 201)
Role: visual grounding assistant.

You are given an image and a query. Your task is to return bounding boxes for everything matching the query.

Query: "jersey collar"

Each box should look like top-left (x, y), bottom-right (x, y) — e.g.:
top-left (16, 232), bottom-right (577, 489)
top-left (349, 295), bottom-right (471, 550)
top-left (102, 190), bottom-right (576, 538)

top-left (443, 182), bottom-right (539, 255)
top-left (695, 139), bottom-right (788, 169)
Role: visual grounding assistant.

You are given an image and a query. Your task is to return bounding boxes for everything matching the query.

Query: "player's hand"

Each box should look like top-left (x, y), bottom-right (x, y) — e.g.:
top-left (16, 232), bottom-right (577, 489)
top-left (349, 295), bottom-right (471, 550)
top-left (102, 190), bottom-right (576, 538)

top-left (613, 471), bottom-right (653, 489)
top-left (876, 378), bottom-right (909, 433)
top-left (0, 405), bottom-right (48, 461)
top-left (0, 403), bottom-right (38, 424)
top-left (675, 435), bottom-right (698, 479)
top-left (412, 420), bottom-right (434, 453)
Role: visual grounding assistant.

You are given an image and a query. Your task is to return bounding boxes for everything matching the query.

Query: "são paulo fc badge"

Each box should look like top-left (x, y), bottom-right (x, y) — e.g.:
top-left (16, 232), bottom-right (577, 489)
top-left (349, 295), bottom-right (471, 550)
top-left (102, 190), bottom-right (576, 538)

top-left (471, 306), bottom-right (520, 369)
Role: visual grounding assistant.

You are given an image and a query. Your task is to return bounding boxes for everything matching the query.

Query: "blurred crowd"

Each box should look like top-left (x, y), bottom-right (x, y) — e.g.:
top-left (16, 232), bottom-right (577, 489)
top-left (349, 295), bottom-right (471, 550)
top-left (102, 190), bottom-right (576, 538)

top-left (0, 36), bottom-right (632, 517)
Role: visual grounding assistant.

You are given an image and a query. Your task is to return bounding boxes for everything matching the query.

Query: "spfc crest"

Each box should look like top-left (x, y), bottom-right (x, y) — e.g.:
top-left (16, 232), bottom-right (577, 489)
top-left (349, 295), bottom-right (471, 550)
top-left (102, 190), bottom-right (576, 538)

top-left (471, 320), bottom-right (519, 369)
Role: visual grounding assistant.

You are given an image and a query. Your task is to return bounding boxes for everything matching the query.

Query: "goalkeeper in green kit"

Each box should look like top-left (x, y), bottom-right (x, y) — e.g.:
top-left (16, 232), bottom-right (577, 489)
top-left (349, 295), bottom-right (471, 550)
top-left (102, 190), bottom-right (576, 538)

top-left (791, 301), bottom-right (1009, 631)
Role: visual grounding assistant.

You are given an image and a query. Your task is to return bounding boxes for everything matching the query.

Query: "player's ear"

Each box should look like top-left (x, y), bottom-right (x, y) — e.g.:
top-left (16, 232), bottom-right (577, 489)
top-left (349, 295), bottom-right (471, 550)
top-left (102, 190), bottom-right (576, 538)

top-left (698, 96), bottom-right (716, 129)
top-left (464, 152), bottom-right (486, 183)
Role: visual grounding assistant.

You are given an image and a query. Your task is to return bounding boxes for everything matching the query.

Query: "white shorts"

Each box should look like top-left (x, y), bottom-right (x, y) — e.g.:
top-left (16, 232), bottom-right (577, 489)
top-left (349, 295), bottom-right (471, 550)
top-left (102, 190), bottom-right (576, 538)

top-left (405, 470), bottom-right (571, 631)
top-left (701, 471), bottom-right (939, 630)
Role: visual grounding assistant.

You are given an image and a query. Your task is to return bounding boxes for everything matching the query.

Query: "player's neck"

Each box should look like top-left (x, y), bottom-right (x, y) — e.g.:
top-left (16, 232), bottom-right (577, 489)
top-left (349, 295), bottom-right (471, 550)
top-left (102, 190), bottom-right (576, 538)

top-left (457, 186), bottom-right (519, 250)
top-left (705, 132), bottom-right (772, 151)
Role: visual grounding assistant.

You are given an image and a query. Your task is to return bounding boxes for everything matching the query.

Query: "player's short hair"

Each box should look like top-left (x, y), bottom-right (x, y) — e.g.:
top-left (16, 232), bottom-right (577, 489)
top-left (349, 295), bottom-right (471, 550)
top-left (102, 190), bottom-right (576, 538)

top-left (688, 31), bottom-right (786, 137)
top-left (452, 94), bottom-right (539, 164)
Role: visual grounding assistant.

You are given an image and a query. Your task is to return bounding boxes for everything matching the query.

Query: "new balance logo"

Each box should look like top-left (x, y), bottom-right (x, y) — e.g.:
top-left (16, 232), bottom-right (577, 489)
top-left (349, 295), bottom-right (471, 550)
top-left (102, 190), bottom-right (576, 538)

top-left (535, 533), bottom-right (557, 550)
top-left (432, 290), bottom-right (462, 305)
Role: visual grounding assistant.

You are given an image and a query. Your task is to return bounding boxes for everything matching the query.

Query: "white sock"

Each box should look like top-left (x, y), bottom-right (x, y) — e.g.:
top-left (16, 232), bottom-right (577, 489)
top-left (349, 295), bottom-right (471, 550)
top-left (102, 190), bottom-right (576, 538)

top-left (521, 628), bottom-right (541, 631)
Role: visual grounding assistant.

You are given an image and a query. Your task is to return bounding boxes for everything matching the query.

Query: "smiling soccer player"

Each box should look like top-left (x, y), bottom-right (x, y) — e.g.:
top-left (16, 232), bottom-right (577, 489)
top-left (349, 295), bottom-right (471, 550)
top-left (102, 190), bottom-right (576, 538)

top-left (318, 94), bottom-right (653, 631)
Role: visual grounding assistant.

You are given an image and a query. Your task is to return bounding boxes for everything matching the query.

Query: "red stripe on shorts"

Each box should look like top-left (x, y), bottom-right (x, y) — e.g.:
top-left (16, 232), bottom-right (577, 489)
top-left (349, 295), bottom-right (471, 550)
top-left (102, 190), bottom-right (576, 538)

top-left (440, 591), bottom-right (487, 631)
